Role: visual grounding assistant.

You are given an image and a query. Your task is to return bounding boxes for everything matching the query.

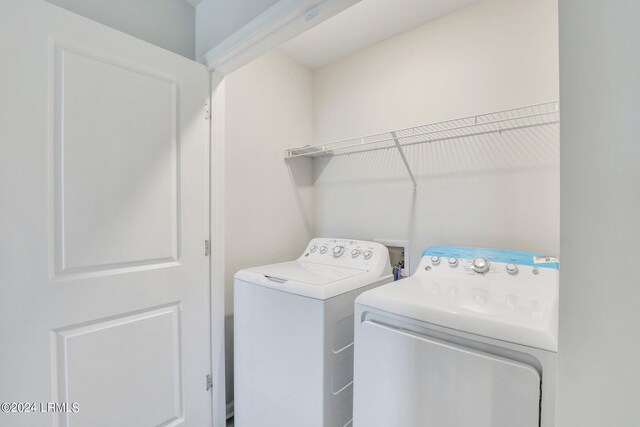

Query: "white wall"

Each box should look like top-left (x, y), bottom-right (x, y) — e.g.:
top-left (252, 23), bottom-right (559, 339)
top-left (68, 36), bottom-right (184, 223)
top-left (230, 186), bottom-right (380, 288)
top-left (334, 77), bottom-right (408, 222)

top-left (45, 0), bottom-right (196, 59)
top-left (223, 50), bottom-right (314, 407)
top-left (311, 0), bottom-right (559, 271)
top-left (558, 1), bottom-right (640, 426)
top-left (196, 0), bottom-right (279, 59)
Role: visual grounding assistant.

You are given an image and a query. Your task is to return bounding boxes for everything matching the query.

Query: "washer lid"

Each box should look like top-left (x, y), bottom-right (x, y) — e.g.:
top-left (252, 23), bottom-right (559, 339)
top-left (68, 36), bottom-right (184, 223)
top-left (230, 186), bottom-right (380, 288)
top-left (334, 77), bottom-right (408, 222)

top-left (247, 261), bottom-right (366, 286)
top-left (235, 260), bottom-right (384, 300)
top-left (234, 238), bottom-right (393, 300)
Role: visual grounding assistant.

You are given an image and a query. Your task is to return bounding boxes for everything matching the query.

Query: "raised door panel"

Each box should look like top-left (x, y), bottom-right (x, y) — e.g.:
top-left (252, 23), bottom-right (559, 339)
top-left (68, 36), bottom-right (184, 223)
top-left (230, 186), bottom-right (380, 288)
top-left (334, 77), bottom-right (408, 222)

top-left (52, 304), bottom-right (183, 426)
top-left (52, 42), bottom-right (179, 276)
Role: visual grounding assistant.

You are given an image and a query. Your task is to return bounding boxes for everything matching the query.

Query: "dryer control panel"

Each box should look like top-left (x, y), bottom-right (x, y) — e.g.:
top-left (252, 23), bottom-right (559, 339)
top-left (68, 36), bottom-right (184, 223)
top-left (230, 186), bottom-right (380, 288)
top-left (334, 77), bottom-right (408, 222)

top-left (415, 246), bottom-right (559, 330)
top-left (300, 238), bottom-right (390, 272)
top-left (356, 245), bottom-right (560, 351)
top-left (421, 246), bottom-right (558, 279)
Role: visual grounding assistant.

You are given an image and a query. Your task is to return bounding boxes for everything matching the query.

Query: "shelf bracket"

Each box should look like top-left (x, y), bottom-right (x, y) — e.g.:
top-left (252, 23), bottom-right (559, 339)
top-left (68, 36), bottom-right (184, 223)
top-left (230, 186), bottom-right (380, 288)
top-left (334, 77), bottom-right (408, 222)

top-left (390, 131), bottom-right (417, 192)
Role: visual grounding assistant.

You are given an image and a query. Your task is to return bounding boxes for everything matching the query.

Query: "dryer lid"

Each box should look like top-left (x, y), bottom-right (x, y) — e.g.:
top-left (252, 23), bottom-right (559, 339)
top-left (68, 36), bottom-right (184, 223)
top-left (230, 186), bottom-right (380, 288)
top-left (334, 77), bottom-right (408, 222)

top-left (356, 275), bottom-right (558, 352)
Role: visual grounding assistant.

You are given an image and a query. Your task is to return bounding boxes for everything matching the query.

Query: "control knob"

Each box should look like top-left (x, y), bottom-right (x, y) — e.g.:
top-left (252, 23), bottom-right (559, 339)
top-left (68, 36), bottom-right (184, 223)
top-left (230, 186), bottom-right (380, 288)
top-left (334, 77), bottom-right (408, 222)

top-left (309, 245), bottom-right (317, 253)
top-left (472, 258), bottom-right (490, 274)
top-left (448, 257), bottom-right (458, 267)
top-left (351, 249), bottom-right (361, 258)
top-left (332, 246), bottom-right (345, 257)
top-left (363, 250), bottom-right (373, 260)
top-left (319, 246), bottom-right (327, 254)
top-left (431, 256), bottom-right (441, 265)
top-left (505, 263), bottom-right (518, 275)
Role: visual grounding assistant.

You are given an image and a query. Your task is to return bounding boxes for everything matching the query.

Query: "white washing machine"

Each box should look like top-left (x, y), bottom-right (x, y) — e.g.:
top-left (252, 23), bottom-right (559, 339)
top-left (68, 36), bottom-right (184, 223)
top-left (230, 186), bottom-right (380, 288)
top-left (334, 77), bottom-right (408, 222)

top-left (234, 238), bottom-right (392, 427)
top-left (353, 246), bottom-right (559, 427)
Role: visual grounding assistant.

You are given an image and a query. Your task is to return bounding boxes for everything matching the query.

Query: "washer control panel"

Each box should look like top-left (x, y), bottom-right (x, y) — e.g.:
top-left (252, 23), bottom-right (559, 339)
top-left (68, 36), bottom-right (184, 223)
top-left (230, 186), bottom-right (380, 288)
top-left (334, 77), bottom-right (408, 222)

top-left (301, 238), bottom-right (388, 270)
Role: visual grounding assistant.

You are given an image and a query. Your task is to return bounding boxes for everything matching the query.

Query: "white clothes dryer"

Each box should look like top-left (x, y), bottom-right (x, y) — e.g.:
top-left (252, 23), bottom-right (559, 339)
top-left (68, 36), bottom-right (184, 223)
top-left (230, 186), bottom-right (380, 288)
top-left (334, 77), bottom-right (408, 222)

top-left (234, 238), bottom-right (392, 427)
top-left (353, 246), bottom-right (559, 427)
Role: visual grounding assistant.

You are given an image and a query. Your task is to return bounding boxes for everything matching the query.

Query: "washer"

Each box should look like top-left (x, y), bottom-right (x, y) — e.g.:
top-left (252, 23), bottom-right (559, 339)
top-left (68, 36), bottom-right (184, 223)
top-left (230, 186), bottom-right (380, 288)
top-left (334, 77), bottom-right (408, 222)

top-left (234, 238), bottom-right (392, 427)
top-left (353, 246), bottom-right (559, 427)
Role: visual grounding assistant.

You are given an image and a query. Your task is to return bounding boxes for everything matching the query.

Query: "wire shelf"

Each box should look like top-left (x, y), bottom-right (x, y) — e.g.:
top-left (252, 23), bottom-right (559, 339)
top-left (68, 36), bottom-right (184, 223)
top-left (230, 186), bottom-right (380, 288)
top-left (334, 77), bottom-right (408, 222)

top-left (285, 101), bottom-right (559, 157)
top-left (284, 101), bottom-right (559, 191)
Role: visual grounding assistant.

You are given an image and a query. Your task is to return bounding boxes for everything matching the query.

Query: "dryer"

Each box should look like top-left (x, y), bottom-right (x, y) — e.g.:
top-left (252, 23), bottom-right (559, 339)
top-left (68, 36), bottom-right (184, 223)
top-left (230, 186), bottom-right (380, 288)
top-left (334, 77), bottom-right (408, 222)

top-left (234, 238), bottom-right (392, 427)
top-left (353, 246), bottom-right (559, 427)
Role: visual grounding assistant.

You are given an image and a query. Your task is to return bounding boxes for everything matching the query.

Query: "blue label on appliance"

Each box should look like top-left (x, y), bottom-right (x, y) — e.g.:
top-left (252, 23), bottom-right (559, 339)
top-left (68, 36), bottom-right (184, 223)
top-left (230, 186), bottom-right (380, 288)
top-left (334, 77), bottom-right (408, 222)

top-left (422, 246), bottom-right (559, 269)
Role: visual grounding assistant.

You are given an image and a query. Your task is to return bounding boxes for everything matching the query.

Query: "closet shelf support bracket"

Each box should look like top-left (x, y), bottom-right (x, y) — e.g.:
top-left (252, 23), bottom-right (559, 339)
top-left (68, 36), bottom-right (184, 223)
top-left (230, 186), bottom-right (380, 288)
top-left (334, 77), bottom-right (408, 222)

top-left (390, 131), bottom-right (418, 192)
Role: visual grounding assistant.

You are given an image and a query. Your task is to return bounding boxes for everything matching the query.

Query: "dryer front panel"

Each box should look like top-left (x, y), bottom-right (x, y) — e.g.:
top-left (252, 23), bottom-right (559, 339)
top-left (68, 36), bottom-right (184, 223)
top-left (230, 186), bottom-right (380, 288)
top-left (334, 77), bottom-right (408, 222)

top-left (353, 320), bottom-right (541, 427)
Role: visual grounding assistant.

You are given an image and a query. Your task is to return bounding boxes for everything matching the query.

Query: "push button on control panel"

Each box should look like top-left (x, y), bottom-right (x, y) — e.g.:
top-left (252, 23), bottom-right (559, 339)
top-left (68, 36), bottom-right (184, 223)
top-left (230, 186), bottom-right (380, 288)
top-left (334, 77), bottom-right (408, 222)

top-left (472, 289), bottom-right (488, 306)
top-left (505, 295), bottom-right (518, 309)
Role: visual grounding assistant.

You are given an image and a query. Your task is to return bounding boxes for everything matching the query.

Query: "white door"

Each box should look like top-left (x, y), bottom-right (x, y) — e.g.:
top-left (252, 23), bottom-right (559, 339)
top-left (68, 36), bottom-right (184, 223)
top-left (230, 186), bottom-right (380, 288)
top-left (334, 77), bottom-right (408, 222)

top-left (0, 1), bottom-right (212, 426)
top-left (354, 320), bottom-right (541, 427)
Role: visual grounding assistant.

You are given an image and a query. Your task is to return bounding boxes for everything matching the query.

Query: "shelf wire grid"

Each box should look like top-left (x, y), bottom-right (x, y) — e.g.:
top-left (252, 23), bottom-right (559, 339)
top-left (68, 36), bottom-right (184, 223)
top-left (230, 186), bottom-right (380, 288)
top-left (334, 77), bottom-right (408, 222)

top-left (285, 101), bottom-right (559, 159)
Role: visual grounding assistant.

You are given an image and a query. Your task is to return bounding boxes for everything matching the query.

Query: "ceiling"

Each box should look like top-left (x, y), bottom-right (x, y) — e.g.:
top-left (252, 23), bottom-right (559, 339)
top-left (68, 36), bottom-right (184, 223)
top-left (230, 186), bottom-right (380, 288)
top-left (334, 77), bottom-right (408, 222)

top-left (280, 0), bottom-right (481, 69)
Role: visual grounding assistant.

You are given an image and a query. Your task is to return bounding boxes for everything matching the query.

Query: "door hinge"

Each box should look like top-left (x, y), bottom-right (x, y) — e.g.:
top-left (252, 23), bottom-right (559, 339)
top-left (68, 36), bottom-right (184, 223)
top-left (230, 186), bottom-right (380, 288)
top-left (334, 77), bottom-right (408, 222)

top-left (206, 374), bottom-right (213, 391)
top-left (205, 240), bottom-right (211, 256)
top-left (205, 101), bottom-right (211, 120)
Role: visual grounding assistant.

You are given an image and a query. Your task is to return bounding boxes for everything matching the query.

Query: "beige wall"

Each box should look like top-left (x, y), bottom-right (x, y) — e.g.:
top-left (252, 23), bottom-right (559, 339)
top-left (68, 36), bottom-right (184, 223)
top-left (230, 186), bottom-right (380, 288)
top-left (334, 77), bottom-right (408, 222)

top-left (312, 0), bottom-right (560, 272)
top-left (224, 50), bottom-right (314, 406)
top-left (558, 1), bottom-right (640, 426)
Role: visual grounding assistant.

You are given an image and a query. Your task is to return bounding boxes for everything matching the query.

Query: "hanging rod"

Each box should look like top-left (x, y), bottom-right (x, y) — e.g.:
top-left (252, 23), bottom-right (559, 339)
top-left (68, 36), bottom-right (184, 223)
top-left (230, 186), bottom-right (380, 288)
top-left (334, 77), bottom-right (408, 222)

top-left (284, 101), bottom-right (560, 190)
